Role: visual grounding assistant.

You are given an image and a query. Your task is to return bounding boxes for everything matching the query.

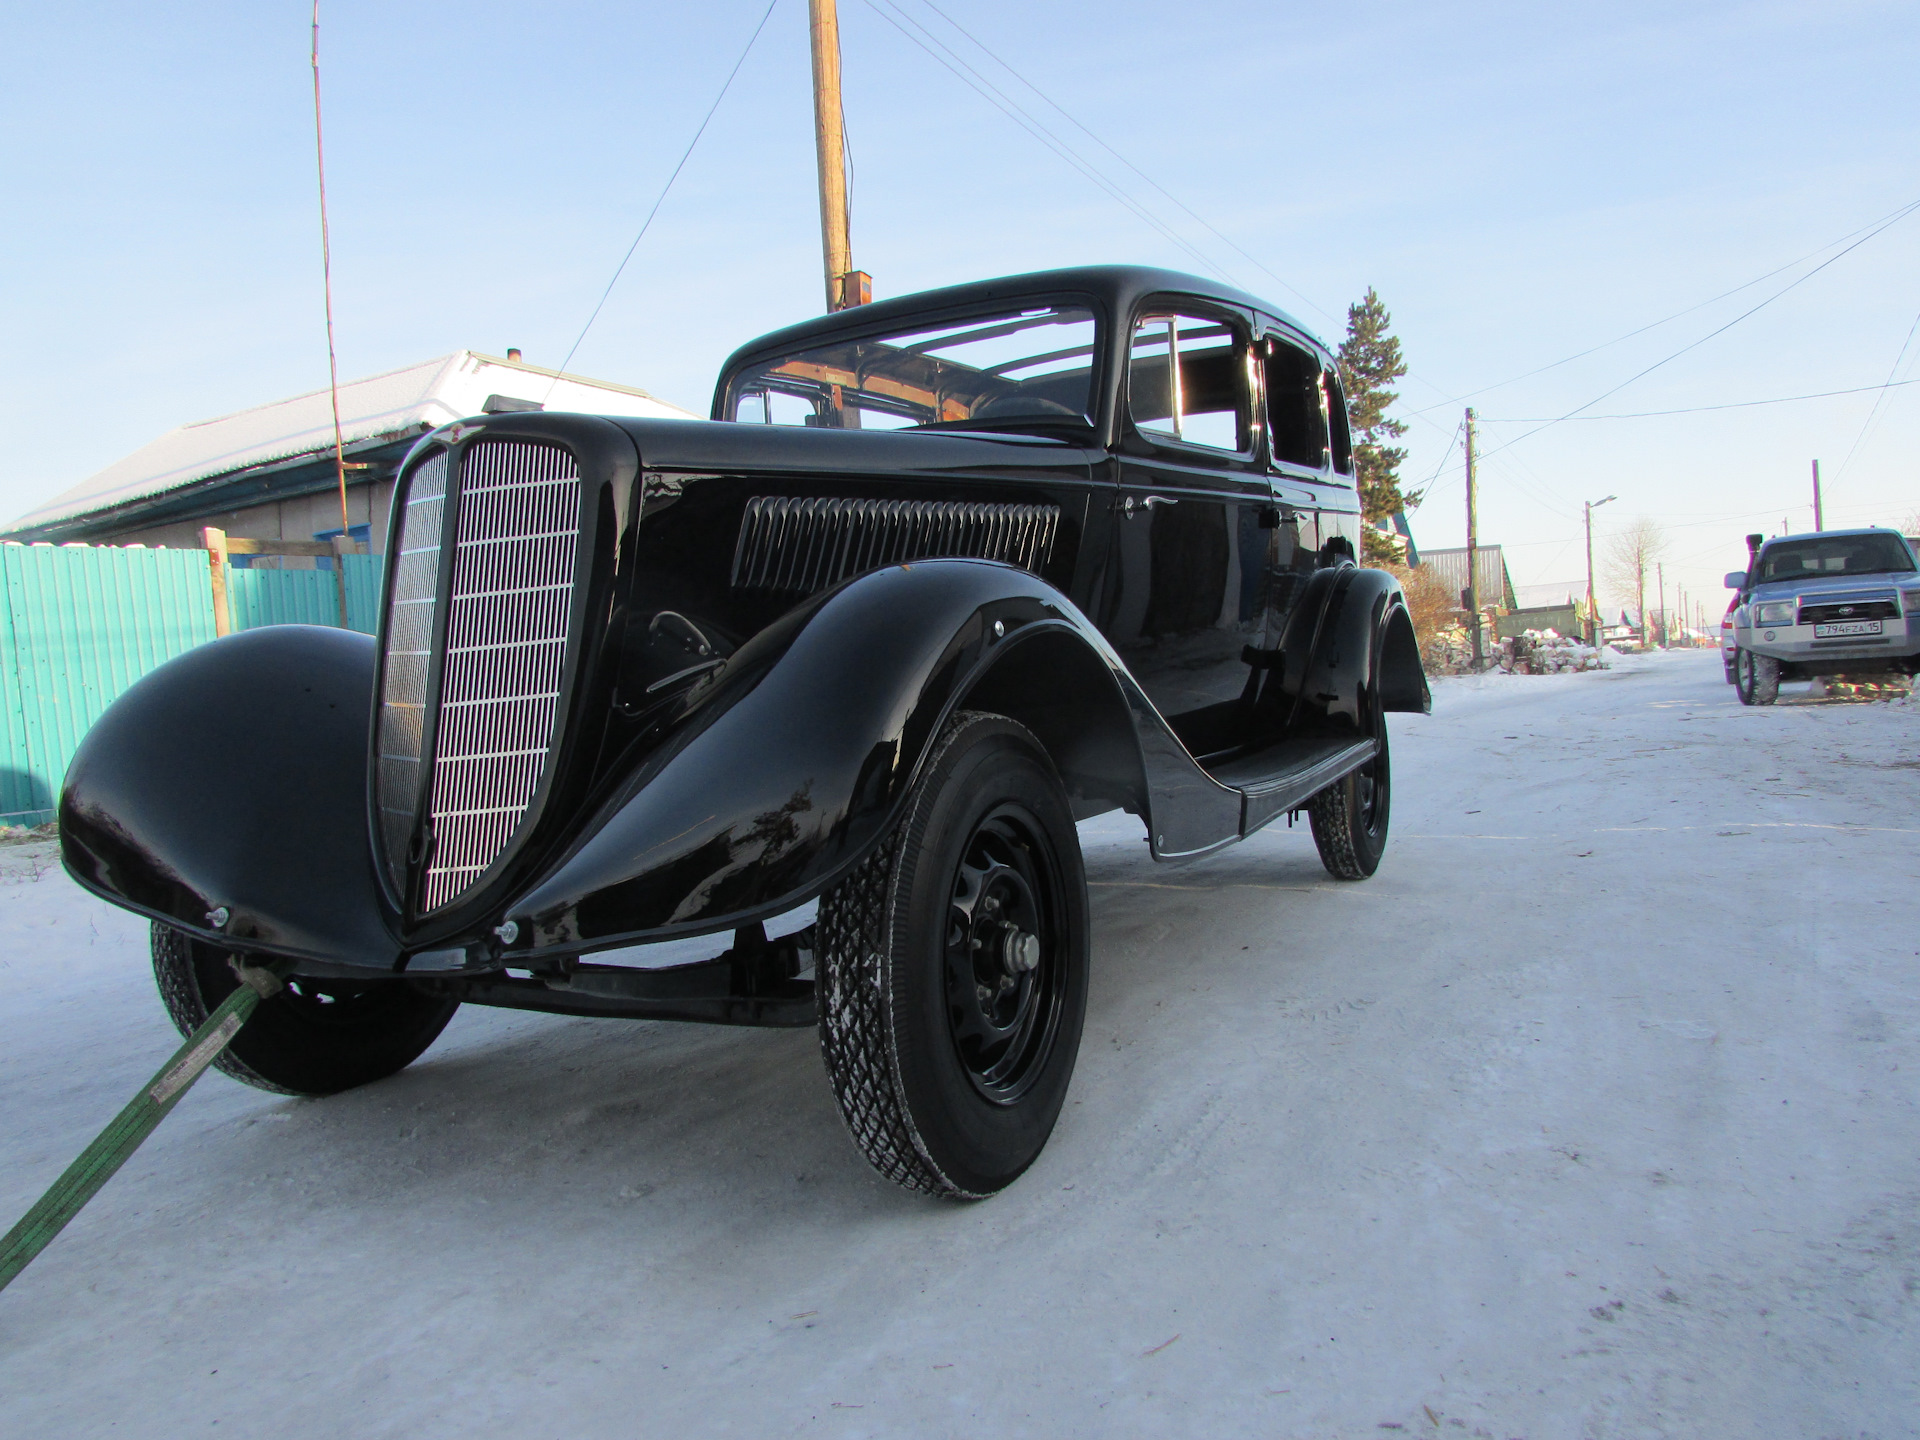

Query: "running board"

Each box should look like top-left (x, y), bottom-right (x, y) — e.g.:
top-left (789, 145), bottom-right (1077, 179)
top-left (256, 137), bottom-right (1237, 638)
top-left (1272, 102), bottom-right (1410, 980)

top-left (1203, 736), bottom-right (1378, 838)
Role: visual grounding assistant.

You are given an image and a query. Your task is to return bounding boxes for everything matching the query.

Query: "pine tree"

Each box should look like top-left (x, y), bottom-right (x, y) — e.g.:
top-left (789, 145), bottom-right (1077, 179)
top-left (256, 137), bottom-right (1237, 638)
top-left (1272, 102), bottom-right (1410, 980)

top-left (1335, 288), bottom-right (1420, 565)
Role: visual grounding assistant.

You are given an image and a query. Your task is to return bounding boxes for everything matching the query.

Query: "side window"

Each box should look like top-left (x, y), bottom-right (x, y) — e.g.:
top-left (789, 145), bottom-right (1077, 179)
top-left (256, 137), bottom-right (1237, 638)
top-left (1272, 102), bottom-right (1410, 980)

top-left (1324, 370), bottom-right (1355, 475)
top-left (1264, 337), bottom-right (1327, 468)
top-left (1128, 313), bottom-right (1250, 453)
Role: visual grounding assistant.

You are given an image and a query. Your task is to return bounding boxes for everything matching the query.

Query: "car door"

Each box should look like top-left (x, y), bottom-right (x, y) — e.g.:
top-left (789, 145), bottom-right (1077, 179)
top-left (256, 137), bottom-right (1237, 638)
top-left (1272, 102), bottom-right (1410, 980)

top-left (1258, 324), bottom-right (1336, 648)
top-left (1100, 304), bottom-right (1273, 759)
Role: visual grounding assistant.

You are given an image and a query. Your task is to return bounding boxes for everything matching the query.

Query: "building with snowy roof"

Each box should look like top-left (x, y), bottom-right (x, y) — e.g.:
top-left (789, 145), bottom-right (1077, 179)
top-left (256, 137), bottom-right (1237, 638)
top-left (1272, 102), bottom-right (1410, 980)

top-left (1415, 545), bottom-right (1517, 612)
top-left (2, 352), bottom-right (696, 553)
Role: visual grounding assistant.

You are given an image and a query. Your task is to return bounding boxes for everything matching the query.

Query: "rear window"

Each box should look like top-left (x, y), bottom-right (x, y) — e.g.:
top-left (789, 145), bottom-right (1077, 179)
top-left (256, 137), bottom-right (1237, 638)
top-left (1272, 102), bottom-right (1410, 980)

top-left (1756, 533), bottom-right (1916, 582)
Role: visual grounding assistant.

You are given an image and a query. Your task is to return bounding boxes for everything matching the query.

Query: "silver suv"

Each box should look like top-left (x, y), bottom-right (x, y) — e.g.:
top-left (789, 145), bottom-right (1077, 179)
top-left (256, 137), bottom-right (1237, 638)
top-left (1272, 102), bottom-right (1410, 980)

top-left (1726, 527), bottom-right (1920, 704)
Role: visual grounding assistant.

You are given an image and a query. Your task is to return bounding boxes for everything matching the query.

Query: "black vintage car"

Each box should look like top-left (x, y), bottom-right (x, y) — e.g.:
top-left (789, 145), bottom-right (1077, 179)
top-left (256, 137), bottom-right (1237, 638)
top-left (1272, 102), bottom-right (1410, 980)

top-left (63, 266), bottom-right (1429, 1197)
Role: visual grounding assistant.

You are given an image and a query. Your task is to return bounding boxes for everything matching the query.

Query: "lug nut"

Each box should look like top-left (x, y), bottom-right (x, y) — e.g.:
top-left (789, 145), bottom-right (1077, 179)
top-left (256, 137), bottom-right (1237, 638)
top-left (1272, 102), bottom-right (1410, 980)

top-left (1003, 930), bottom-right (1041, 974)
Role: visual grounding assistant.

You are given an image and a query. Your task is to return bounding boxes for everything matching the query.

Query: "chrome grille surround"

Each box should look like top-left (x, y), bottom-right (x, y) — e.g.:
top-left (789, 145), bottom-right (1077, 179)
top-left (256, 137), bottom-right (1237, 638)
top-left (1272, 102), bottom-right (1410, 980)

top-left (731, 496), bottom-right (1060, 595)
top-left (412, 441), bottom-right (583, 912)
top-left (374, 450), bottom-right (449, 895)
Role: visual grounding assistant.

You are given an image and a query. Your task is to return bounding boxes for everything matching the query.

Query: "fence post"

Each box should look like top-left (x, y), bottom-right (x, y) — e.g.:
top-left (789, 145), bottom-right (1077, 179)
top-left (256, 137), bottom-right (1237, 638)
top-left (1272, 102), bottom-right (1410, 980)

top-left (330, 535), bottom-right (353, 628)
top-left (201, 528), bottom-right (231, 637)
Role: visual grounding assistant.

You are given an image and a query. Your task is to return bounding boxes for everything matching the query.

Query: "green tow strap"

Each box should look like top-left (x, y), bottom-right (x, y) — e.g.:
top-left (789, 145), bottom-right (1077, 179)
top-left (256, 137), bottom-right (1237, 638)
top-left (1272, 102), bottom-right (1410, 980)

top-left (0, 964), bottom-right (283, 1294)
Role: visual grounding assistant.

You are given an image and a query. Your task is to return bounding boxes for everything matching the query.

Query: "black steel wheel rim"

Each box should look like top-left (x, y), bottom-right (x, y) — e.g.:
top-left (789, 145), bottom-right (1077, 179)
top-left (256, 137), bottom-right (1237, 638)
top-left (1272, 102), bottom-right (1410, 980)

top-left (1356, 755), bottom-right (1387, 839)
top-left (943, 803), bottom-right (1067, 1104)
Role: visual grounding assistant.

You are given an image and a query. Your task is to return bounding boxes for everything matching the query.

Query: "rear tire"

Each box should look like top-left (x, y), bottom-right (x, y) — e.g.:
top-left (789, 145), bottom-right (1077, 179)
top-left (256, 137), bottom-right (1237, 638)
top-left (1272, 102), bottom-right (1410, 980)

top-left (151, 924), bottom-right (459, 1096)
top-left (816, 712), bottom-right (1089, 1197)
top-left (1309, 723), bottom-right (1391, 880)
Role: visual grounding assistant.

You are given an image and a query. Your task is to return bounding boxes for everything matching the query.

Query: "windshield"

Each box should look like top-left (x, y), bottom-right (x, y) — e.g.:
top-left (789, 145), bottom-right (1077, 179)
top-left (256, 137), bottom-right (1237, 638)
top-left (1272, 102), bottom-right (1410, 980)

top-left (726, 304), bottom-right (1098, 432)
top-left (1756, 533), bottom-right (1916, 583)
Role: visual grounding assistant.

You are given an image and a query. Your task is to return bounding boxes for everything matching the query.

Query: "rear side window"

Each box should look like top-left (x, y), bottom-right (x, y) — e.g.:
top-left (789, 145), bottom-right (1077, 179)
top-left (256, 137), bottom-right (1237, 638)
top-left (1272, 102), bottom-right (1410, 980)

top-left (1128, 314), bottom-right (1250, 452)
top-left (1264, 336), bottom-right (1327, 468)
top-left (1324, 371), bottom-right (1354, 475)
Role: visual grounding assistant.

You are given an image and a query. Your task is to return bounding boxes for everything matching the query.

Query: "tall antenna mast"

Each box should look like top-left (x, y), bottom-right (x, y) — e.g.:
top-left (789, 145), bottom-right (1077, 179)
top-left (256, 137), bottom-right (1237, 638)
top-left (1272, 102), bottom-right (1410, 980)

top-left (808, 0), bottom-right (868, 311)
top-left (312, 0), bottom-right (350, 535)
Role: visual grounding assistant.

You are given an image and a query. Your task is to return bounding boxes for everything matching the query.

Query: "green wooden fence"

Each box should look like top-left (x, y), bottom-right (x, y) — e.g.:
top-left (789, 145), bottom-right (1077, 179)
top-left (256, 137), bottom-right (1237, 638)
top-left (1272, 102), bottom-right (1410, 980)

top-left (0, 545), bottom-right (384, 825)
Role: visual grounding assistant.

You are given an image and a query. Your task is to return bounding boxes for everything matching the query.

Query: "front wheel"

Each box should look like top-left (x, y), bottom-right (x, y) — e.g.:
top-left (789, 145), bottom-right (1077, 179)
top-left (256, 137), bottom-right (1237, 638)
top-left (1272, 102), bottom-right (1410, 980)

top-left (816, 712), bottom-right (1089, 1197)
top-left (1308, 722), bottom-right (1391, 880)
top-left (152, 925), bottom-right (459, 1096)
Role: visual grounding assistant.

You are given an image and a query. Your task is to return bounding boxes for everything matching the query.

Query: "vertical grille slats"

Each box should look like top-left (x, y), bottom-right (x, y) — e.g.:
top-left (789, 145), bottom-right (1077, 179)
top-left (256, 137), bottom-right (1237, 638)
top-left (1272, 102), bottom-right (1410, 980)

top-left (730, 497), bottom-right (1060, 596)
top-left (418, 441), bottom-right (582, 910)
top-left (371, 441), bottom-right (583, 914)
top-left (374, 451), bottom-right (449, 895)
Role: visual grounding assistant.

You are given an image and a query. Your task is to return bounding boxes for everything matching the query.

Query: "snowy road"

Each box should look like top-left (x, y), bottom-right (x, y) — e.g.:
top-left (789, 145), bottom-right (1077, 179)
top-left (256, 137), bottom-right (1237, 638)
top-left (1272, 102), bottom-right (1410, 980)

top-left (3, 650), bottom-right (1917, 1438)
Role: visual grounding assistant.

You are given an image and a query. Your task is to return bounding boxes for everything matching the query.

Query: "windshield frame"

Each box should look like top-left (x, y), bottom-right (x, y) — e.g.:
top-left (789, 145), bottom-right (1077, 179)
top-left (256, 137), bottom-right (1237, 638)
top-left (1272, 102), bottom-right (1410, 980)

top-left (717, 294), bottom-right (1109, 441)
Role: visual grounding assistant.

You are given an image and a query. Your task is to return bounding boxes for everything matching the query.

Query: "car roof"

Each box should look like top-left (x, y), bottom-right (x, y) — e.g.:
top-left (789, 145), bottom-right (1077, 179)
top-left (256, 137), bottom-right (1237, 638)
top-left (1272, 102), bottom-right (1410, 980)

top-left (716, 265), bottom-right (1327, 381)
top-left (1760, 526), bottom-right (1906, 547)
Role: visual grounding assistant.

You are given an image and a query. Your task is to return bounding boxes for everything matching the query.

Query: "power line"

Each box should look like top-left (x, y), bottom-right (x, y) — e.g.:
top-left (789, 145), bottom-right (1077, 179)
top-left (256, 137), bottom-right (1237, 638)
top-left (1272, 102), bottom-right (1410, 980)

top-left (857, 0), bottom-right (1235, 285)
top-left (1479, 375), bottom-right (1920, 421)
top-left (546, 0), bottom-right (780, 398)
top-left (1475, 199), bottom-right (1920, 463)
top-left (1834, 306), bottom-right (1920, 480)
top-left (909, 0), bottom-right (1338, 328)
top-left (1406, 195), bottom-right (1920, 418)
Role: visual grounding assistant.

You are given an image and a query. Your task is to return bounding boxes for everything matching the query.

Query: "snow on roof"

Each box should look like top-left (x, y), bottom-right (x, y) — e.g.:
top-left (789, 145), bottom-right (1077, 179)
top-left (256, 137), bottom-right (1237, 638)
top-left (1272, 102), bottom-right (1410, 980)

top-left (1511, 581), bottom-right (1583, 610)
top-left (8, 351), bottom-right (698, 532)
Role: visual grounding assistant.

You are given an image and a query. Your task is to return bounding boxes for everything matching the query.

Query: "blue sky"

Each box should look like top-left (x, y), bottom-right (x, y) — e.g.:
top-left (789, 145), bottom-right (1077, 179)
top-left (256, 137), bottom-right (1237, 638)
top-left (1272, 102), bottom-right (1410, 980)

top-left (2, 0), bottom-right (1915, 613)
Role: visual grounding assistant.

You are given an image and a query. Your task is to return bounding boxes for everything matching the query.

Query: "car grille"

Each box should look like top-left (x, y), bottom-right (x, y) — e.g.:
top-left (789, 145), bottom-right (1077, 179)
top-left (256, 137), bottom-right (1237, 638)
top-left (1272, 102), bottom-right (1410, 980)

top-left (376, 440), bottom-right (583, 913)
top-left (1800, 597), bottom-right (1899, 625)
top-left (731, 496), bottom-right (1060, 595)
top-left (374, 450), bottom-right (449, 896)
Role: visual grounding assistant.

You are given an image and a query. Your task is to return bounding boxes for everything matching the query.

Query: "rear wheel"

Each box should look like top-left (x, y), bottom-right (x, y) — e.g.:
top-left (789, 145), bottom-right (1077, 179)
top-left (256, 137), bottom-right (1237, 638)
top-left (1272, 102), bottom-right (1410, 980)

top-left (1309, 722), bottom-right (1391, 880)
top-left (816, 712), bottom-right (1088, 1197)
top-left (151, 924), bottom-right (459, 1096)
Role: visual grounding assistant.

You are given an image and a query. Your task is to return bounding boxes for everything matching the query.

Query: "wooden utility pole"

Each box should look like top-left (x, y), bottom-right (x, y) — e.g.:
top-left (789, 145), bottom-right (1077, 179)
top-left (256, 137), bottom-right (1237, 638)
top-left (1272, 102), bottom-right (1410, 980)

top-left (808, 0), bottom-right (868, 312)
top-left (1656, 563), bottom-right (1666, 648)
top-left (1582, 494), bottom-right (1615, 648)
top-left (1464, 408), bottom-right (1483, 670)
top-left (1811, 458), bottom-right (1824, 532)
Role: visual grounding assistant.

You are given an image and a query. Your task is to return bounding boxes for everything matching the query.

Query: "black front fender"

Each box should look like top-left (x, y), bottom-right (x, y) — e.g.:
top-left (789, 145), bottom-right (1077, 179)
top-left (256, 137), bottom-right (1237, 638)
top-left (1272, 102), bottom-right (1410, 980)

top-left (60, 626), bottom-right (401, 971)
top-left (507, 559), bottom-right (1180, 957)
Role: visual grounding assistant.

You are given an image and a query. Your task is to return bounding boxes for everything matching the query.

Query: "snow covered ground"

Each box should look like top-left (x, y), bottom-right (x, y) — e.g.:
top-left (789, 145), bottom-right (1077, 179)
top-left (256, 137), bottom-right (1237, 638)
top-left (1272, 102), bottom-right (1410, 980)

top-left (3, 649), bottom-right (1916, 1438)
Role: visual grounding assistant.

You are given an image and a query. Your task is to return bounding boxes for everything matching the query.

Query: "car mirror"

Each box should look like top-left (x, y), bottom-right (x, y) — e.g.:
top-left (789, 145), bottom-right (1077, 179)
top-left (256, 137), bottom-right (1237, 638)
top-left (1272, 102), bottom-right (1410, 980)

top-left (1723, 570), bottom-right (1747, 589)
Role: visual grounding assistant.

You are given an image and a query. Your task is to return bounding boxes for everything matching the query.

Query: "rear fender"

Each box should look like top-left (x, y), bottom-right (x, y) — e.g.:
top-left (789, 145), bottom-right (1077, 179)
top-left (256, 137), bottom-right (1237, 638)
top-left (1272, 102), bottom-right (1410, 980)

top-left (1272, 564), bottom-right (1430, 729)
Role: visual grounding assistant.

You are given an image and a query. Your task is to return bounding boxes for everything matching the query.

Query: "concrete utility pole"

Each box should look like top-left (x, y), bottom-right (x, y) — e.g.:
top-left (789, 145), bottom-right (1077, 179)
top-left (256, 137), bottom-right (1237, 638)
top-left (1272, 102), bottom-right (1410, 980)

top-left (808, 0), bottom-right (868, 312)
top-left (1583, 494), bottom-right (1616, 647)
top-left (1657, 563), bottom-right (1666, 648)
top-left (1464, 408), bottom-right (1483, 671)
top-left (1811, 459), bottom-right (1824, 532)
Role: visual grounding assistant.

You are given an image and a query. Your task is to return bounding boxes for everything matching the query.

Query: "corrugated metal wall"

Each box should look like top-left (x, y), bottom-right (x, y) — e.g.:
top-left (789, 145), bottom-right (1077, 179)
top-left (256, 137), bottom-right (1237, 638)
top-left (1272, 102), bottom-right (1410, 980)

top-left (0, 546), bottom-right (385, 825)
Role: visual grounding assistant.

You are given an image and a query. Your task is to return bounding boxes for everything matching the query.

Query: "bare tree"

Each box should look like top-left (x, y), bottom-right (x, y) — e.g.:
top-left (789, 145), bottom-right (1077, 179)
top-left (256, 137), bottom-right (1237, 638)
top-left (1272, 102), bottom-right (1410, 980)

top-left (1603, 517), bottom-right (1668, 641)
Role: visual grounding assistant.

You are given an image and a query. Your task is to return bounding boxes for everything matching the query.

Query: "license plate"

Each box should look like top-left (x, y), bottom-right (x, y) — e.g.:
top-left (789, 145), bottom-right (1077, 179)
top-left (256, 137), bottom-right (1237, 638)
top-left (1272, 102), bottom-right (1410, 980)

top-left (1814, 620), bottom-right (1881, 637)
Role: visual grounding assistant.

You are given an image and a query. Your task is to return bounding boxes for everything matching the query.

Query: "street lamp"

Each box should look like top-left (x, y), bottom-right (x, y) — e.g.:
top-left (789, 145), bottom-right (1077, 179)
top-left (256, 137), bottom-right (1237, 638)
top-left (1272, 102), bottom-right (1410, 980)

top-left (1584, 495), bottom-right (1616, 647)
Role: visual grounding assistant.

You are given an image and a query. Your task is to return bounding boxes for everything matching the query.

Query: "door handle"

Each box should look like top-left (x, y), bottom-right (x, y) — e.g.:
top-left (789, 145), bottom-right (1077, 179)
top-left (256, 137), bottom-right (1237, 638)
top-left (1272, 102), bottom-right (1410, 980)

top-left (1118, 494), bottom-right (1181, 516)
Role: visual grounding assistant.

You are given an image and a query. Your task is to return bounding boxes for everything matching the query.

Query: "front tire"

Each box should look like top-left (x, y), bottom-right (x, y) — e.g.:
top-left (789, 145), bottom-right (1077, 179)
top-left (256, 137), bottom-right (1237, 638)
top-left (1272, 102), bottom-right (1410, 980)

top-left (816, 712), bottom-right (1089, 1197)
top-left (1735, 648), bottom-right (1756, 705)
top-left (152, 924), bottom-right (459, 1096)
top-left (1309, 722), bottom-right (1391, 880)
top-left (1750, 652), bottom-right (1781, 705)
